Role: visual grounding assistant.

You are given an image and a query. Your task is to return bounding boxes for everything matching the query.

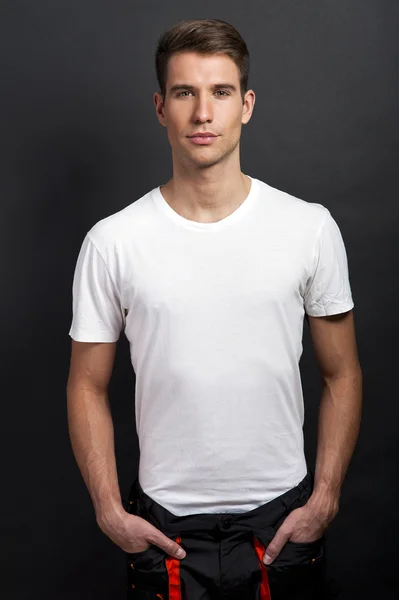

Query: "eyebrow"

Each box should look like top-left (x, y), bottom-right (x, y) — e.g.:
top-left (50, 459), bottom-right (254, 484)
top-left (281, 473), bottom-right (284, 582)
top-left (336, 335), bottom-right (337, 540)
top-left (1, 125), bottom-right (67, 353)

top-left (168, 83), bottom-right (237, 94)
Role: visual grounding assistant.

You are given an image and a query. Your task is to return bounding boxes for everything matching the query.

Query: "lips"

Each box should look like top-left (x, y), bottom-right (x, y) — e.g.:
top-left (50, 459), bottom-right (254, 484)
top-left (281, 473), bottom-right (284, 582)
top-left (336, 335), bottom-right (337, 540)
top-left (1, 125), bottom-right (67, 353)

top-left (187, 133), bottom-right (219, 145)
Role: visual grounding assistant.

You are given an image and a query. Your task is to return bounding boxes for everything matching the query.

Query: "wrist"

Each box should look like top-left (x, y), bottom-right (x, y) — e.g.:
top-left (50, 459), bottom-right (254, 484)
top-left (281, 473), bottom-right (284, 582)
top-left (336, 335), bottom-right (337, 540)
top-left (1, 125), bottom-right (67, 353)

top-left (95, 499), bottom-right (126, 528)
top-left (307, 486), bottom-right (340, 524)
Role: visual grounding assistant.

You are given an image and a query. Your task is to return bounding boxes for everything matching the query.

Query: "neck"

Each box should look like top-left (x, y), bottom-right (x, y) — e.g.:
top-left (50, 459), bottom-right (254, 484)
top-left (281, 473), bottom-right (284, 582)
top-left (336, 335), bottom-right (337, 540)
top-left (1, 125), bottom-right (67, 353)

top-left (160, 164), bottom-right (252, 223)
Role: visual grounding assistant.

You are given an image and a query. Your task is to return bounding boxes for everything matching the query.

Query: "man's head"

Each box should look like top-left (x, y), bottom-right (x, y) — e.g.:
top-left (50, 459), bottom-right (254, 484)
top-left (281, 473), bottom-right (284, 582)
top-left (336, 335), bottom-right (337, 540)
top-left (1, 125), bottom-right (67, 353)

top-left (153, 19), bottom-right (255, 171)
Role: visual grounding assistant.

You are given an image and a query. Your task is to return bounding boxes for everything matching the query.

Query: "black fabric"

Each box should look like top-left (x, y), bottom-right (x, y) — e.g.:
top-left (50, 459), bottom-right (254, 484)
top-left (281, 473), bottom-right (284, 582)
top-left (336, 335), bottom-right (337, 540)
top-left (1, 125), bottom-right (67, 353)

top-left (124, 469), bottom-right (336, 599)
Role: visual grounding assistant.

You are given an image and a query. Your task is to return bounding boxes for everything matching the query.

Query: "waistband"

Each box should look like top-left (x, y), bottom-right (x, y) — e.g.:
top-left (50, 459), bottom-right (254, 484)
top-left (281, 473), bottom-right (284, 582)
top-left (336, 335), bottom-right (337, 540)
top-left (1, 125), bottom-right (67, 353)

top-left (126, 469), bottom-right (314, 537)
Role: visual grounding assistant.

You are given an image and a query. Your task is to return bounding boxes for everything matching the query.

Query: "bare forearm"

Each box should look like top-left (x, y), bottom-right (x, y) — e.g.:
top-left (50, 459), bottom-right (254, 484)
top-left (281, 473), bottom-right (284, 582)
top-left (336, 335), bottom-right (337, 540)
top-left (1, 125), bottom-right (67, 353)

top-left (308, 367), bottom-right (363, 520)
top-left (66, 384), bottom-right (124, 523)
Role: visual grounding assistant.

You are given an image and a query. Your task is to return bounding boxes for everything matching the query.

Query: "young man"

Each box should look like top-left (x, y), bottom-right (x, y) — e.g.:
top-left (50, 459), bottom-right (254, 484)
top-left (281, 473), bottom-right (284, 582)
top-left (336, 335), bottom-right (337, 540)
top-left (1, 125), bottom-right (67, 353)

top-left (67, 18), bottom-right (362, 600)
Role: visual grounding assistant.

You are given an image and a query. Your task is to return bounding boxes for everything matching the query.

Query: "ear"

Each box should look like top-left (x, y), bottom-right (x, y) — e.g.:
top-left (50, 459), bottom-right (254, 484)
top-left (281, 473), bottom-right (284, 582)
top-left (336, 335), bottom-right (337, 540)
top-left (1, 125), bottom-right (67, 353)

top-left (241, 89), bottom-right (256, 125)
top-left (154, 92), bottom-right (167, 127)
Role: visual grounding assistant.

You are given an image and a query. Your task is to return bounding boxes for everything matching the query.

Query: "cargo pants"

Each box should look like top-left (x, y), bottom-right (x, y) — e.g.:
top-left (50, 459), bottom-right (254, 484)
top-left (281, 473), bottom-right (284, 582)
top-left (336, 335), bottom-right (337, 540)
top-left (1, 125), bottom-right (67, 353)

top-left (124, 470), bottom-right (333, 599)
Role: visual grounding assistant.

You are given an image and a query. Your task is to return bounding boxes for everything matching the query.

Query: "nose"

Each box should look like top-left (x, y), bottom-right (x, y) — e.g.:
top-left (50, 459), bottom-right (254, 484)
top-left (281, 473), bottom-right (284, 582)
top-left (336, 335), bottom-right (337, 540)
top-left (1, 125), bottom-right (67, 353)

top-left (192, 92), bottom-right (214, 124)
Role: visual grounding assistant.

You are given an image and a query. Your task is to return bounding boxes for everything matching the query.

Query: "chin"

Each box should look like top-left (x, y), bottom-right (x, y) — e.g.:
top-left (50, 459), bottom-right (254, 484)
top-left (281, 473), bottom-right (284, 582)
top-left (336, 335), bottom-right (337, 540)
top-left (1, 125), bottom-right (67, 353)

top-left (197, 160), bottom-right (223, 169)
top-left (191, 150), bottom-right (226, 168)
top-left (188, 155), bottom-right (221, 169)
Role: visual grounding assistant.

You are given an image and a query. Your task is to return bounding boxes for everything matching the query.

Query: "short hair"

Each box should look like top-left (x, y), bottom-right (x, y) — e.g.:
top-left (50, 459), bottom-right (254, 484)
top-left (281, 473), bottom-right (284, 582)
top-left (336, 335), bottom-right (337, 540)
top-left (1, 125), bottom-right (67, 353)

top-left (155, 19), bottom-right (250, 102)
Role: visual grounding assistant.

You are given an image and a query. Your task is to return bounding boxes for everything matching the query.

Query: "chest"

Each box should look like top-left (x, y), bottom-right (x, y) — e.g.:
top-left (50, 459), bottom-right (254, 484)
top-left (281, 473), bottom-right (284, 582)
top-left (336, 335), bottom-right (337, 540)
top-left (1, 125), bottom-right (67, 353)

top-left (121, 228), bottom-right (311, 318)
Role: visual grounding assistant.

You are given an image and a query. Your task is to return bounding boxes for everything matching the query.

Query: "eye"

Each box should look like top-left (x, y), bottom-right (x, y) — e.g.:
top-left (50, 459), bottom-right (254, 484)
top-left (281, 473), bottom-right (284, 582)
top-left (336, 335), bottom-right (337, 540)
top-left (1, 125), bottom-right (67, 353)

top-left (176, 90), bottom-right (230, 98)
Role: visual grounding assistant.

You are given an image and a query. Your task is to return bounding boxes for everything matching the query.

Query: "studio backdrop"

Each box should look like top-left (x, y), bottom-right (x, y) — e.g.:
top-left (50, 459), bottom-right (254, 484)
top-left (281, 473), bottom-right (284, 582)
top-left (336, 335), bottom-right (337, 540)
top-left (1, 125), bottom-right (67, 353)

top-left (1, 1), bottom-right (398, 599)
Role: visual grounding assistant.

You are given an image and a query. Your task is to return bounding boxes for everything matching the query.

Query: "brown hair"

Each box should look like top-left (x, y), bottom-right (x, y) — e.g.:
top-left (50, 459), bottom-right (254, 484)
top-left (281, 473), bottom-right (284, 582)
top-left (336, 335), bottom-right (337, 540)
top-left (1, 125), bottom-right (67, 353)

top-left (155, 19), bottom-right (250, 102)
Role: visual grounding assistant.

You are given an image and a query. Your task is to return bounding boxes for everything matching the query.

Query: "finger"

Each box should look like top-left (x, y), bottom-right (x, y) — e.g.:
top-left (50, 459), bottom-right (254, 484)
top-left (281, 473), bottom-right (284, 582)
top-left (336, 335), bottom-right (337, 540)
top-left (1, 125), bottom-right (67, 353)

top-left (263, 528), bottom-right (290, 565)
top-left (148, 526), bottom-right (186, 559)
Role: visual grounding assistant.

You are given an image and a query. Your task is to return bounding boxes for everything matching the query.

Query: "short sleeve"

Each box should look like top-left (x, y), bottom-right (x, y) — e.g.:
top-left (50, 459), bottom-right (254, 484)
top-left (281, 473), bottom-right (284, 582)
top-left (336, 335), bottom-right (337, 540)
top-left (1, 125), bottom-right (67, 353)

top-left (304, 211), bottom-right (354, 317)
top-left (68, 235), bottom-right (125, 342)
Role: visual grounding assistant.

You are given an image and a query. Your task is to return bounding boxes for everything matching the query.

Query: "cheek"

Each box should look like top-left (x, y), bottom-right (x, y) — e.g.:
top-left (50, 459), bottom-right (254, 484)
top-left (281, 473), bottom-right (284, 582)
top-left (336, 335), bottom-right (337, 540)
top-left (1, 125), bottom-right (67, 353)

top-left (214, 106), bottom-right (243, 129)
top-left (165, 121), bottom-right (181, 143)
top-left (164, 105), bottom-right (180, 123)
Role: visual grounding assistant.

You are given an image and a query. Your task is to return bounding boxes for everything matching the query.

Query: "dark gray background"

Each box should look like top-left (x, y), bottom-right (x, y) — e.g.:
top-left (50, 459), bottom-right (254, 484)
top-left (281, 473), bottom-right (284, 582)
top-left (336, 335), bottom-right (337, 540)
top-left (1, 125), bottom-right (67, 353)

top-left (1, 1), bottom-right (398, 598)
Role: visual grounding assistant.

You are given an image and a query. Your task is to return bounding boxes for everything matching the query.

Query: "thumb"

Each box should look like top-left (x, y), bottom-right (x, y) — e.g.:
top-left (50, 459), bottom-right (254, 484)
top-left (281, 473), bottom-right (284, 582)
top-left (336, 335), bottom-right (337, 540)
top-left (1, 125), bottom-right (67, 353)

top-left (263, 528), bottom-right (290, 565)
top-left (149, 527), bottom-right (186, 560)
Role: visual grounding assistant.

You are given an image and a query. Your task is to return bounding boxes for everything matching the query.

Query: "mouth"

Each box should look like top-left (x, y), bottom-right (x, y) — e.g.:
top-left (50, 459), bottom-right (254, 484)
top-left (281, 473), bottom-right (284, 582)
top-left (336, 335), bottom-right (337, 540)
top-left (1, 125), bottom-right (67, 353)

top-left (187, 134), bottom-right (219, 145)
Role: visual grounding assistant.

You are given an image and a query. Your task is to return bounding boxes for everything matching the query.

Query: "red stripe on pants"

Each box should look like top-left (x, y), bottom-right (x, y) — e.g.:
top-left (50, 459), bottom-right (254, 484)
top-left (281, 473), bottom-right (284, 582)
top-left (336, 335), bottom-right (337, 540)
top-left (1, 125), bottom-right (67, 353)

top-left (165, 536), bottom-right (183, 600)
top-left (253, 535), bottom-right (272, 599)
top-left (165, 534), bottom-right (271, 599)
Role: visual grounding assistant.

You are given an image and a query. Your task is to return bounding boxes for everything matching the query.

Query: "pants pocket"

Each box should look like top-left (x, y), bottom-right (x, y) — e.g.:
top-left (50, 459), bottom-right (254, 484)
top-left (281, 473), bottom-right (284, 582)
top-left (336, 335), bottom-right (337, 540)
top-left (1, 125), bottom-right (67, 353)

top-left (127, 535), bottom-right (184, 600)
top-left (255, 524), bottom-right (325, 569)
top-left (127, 546), bottom-right (166, 595)
top-left (253, 529), bottom-right (327, 600)
top-left (273, 535), bottom-right (325, 568)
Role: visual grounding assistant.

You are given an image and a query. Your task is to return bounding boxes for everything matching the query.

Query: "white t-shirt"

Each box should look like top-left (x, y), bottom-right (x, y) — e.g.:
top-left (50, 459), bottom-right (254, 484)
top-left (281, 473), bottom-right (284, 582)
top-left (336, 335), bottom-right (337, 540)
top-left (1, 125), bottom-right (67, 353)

top-left (69, 176), bottom-right (354, 516)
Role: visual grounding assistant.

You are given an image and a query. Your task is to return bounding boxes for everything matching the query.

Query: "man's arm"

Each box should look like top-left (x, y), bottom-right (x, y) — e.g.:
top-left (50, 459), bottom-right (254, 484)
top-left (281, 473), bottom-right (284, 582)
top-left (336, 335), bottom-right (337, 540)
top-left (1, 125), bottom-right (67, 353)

top-left (263, 309), bottom-right (362, 564)
top-left (306, 309), bottom-right (362, 520)
top-left (66, 339), bottom-right (187, 559)
top-left (66, 340), bottom-right (123, 524)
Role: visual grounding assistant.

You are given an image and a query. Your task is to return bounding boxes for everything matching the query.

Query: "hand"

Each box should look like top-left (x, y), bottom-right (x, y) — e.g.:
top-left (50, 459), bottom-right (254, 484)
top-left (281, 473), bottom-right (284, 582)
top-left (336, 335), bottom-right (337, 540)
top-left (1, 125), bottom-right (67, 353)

top-left (263, 503), bottom-right (329, 565)
top-left (97, 507), bottom-right (186, 559)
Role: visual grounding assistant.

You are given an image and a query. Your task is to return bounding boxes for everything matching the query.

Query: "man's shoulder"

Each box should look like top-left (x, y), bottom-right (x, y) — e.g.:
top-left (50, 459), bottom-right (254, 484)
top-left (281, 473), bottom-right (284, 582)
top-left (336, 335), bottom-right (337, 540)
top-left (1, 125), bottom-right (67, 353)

top-left (87, 186), bottom-right (157, 247)
top-left (256, 177), bottom-right (330, 225)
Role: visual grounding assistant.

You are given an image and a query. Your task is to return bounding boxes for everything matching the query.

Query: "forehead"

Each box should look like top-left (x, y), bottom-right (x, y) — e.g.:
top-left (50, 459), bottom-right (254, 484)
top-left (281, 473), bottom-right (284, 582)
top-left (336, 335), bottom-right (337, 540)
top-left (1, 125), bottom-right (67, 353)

top-left (166, 52), bottom-right (240, 86)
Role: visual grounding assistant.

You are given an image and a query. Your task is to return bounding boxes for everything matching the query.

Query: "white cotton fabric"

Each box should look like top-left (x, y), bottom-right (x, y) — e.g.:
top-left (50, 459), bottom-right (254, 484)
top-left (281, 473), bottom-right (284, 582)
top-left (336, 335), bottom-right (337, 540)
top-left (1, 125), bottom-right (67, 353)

top-left (69, 176), bottom-right (354, 516)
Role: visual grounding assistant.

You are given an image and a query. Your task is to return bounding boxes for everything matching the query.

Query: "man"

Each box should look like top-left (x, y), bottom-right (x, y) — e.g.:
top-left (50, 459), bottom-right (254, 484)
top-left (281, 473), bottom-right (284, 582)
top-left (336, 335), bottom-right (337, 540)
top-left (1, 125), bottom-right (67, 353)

top-left (67, 18), bottom-right (362, 600)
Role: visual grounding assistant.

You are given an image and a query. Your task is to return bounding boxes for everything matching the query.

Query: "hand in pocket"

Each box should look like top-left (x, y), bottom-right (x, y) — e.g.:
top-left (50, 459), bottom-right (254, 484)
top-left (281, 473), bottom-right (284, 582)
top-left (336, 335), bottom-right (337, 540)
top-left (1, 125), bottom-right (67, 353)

top-left (263, 504), bottom-right (327, 565)
top-left (97, 507), bottom-right (186, 559)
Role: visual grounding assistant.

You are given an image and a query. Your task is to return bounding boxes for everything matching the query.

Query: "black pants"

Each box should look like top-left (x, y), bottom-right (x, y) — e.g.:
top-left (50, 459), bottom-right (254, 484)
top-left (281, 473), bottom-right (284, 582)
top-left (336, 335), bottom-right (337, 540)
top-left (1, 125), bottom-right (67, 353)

top-left (124, 470), bottom-right (333, 599)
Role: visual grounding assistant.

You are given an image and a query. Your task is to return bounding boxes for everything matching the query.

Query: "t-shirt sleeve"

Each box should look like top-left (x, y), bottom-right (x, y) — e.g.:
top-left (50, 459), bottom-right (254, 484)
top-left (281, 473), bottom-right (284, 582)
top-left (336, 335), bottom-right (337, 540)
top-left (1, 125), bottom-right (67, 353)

top-left (68, 234), bottom-right (125, 342)
top-left (304, 210), bottom-right (355, 317)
